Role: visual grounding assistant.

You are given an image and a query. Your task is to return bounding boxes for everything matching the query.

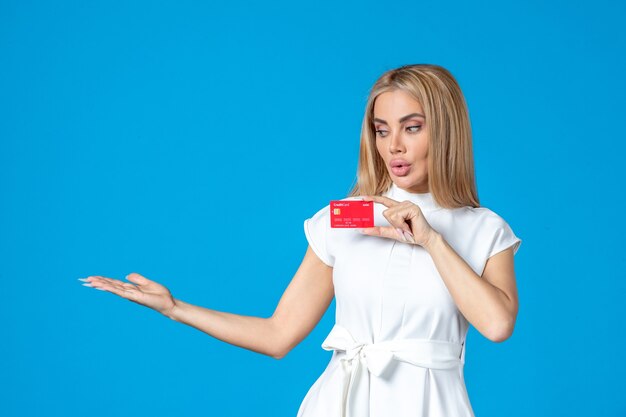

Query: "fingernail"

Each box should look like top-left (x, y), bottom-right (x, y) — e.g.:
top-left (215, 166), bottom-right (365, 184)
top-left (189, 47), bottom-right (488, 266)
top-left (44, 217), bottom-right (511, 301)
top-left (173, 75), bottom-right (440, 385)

top-left (82, 283), bottom-right (93, 287)
top-left (403, 231), bottom-right (416, 244)
top-left (78, 278), bottom-right (89, 282)
top-left (396, 228), bottom-right (407, 242)
top-left (357, 228), bottom-right (364, 233)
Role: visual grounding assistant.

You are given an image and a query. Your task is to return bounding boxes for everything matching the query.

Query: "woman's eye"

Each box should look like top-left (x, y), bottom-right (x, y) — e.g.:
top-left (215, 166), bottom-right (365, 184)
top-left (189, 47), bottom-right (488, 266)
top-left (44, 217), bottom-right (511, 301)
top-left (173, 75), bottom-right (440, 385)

top-left (375, 129), bottom-right (388, 137)
top-left (407, 125), bottom-right (422, 132)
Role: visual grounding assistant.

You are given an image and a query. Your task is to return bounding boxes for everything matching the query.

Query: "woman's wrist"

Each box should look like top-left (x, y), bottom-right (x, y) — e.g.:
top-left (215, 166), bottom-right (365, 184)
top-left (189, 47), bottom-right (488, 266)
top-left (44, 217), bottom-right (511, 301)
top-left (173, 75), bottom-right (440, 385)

top-left (422, 229), bottom-right (442, 252)
top-left (163, 298), bottom-right (182, 321)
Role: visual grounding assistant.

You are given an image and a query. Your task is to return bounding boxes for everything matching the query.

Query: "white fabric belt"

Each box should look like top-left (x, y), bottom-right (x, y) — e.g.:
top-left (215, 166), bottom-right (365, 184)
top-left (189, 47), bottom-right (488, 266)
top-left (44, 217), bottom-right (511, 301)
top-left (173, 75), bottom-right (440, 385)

top-left (321, 324), bottom-right (464, 417)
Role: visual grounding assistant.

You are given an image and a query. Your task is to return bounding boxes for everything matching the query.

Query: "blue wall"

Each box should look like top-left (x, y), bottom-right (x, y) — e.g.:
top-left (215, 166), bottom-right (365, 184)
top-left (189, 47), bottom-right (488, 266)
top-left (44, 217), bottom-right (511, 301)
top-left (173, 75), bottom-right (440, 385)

top-left (1, 1), bottom-right (624, 416)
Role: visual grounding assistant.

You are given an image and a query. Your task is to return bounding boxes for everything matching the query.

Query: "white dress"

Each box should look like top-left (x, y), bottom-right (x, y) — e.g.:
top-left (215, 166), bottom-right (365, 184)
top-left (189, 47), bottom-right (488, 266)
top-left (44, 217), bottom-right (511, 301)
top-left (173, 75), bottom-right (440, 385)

top-left (297, 182), bottom-right (522, 417)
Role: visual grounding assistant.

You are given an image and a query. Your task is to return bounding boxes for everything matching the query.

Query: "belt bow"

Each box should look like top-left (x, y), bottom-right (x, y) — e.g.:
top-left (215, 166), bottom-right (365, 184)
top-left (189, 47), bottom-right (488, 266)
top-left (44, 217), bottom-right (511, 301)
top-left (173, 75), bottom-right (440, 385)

top-left (321, 324), bottom-right (464, 417)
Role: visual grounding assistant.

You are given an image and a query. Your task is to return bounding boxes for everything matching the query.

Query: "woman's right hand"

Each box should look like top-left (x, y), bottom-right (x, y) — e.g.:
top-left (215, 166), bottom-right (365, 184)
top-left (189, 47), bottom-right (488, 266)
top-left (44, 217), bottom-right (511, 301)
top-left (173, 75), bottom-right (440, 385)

top-left (80, 273), bottom-right (177, 317)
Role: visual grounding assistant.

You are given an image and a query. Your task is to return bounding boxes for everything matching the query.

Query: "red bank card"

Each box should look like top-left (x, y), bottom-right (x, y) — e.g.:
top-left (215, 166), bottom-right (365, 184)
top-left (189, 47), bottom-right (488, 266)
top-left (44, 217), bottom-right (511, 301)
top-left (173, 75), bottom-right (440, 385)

top-left (330, 200), bottom-right (374, 228)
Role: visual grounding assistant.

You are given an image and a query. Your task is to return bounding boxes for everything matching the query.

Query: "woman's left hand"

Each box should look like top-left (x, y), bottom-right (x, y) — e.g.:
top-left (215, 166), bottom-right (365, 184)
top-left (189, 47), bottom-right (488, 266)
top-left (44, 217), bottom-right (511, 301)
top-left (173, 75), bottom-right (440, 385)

top-left (357, 195), bottom-right (437, 247)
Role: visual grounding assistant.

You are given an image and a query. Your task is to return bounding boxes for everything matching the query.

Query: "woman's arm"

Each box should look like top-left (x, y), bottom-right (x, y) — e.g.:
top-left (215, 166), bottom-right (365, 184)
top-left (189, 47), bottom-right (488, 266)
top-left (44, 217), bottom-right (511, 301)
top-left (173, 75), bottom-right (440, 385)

top-left (93, 246), bottom-right (335, 360)
top-left (166, 246), bottom-right (334, 359)
top-left (165, 301), bottom-right (282, 358)
top-left (357, 194), bottom-right (519, 343)
top-left (423, 232), bottom-right (519, 342)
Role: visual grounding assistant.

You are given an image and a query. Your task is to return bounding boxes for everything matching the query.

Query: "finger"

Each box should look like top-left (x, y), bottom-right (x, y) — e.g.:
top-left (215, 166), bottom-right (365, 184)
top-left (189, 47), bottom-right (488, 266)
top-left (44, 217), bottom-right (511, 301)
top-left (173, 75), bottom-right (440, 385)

top-left (381, 204), bottom-right (417, 230)
top-left (103, 278), bottom-right (125, 286)
top-left (360, 195), bottom-right (399, 208)
top-left (121, 282), bottom-right (138, 290)
top-left (126, 272), bottom-right (151, 286)
top-left (90, 277), bottom-right (128, 292)
top-left (93, 281), bottom-right (139, 300)
top-left (90, 276), bottom-right (125, 287)
top-left (90, 280), bottom-right (119, 292)
top-left (399, 228), bottom-right (415, 244)
top-left (91, 281), bottom-right (123, 295)
top-left (84, 276), bottom-right (105, 286)
top-left (100, 277), bottom-right (139, 292)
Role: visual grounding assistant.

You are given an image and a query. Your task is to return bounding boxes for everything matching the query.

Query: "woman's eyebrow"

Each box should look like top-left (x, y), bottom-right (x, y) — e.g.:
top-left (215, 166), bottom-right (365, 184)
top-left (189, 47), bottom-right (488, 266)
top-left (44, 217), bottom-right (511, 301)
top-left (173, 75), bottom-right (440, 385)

top-left (373, 113), bottom-right (425, 124)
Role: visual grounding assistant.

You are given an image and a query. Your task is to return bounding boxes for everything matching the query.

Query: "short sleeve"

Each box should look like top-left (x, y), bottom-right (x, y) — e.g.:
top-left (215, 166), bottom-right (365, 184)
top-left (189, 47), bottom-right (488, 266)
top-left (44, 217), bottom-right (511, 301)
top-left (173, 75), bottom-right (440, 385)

top-left (303, 205), bottom-right (334, 267)
top-left (487, 215), bottom-right (522, 258)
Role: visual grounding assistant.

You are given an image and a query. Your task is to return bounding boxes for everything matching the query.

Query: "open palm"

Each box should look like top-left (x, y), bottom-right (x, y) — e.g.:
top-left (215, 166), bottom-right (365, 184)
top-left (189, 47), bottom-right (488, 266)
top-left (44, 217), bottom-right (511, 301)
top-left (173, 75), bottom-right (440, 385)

top-left (80, 273), bottom-right (176, 316)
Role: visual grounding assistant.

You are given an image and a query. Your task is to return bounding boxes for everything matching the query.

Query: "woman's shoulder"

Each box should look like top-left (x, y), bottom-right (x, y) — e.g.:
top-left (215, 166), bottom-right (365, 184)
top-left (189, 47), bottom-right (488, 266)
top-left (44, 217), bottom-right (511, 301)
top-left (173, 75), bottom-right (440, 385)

top-left (465, 205), bottom-right (503, 219)
top-left (303, 197), bottom-right (366, 267)
top-left (457, 205), bottom-right (520, 247)
top-left (437, 205), bottom-right (514, 236)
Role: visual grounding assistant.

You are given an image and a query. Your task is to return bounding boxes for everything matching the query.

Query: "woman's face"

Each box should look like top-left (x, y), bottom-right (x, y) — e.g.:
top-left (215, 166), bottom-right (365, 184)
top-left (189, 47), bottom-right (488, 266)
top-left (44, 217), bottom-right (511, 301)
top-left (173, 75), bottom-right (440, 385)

top-left (373, 89), bottom-right (430, 193)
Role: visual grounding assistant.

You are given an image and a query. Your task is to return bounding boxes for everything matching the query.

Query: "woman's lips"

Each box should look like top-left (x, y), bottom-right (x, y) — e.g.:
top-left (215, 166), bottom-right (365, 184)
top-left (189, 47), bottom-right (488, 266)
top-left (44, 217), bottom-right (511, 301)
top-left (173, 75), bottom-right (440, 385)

top-left (391, 164), bottom-right (411, 176)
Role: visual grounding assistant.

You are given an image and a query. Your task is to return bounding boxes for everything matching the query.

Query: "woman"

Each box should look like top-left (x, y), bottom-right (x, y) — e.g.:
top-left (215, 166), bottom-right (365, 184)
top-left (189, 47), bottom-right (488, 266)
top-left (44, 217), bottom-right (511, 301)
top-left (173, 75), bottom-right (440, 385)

top-left (80, 63), bottom-right (522, 417)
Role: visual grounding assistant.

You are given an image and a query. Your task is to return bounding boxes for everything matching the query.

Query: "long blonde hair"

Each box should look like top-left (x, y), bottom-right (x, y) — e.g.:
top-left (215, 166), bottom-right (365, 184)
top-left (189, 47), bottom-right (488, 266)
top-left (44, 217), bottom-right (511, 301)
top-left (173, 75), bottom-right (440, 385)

top-left (346, 64), bottom-right (480, 209)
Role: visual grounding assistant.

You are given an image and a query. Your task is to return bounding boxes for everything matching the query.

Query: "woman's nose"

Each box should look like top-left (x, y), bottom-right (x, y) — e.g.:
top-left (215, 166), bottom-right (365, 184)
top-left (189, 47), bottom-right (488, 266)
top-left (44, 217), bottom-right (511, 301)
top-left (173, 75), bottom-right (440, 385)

top-left (389, 129), bottom-right (405, 152)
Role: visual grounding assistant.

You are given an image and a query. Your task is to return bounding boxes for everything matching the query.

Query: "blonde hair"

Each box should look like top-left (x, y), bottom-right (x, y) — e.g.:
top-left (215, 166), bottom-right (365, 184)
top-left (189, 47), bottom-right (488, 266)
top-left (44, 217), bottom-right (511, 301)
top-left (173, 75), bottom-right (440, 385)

top-left (346, 64), bottom-right (480, 209)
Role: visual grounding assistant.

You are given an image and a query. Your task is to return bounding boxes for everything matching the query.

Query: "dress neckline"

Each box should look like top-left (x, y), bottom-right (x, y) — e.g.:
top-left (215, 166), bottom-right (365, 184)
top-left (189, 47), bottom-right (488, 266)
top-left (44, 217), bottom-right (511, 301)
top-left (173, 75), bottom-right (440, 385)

top-left (385, 182), bottom-right (442, 211)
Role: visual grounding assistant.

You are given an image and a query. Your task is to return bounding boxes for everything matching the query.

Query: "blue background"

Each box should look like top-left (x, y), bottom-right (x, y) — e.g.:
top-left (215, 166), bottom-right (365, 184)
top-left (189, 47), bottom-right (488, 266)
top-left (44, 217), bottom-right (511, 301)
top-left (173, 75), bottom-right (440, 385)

top-left (1, 0), bottom-right (624, 416)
